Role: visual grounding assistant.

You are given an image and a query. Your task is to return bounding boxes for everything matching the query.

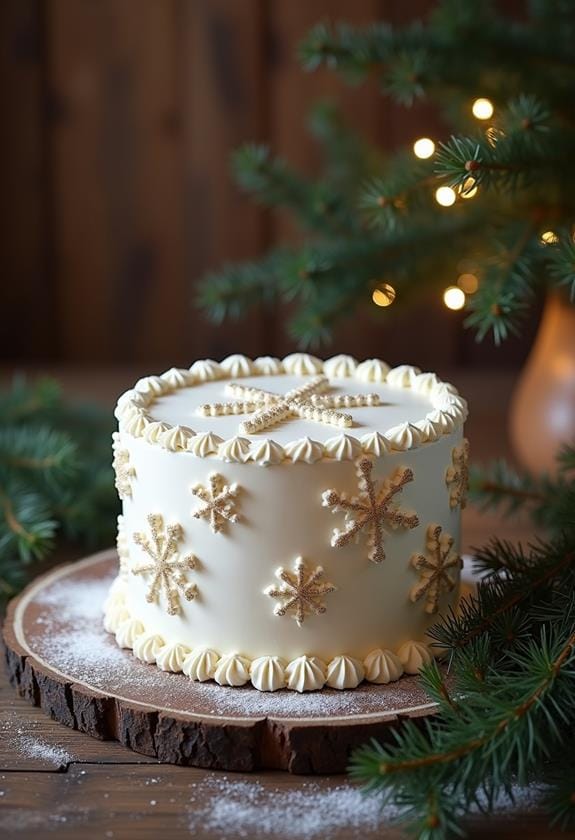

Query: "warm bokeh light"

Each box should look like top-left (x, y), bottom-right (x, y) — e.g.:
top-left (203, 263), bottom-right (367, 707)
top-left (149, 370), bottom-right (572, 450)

top-left (372, 283), bottom-right (396, 307)
top-left (435, 186), bottom-right (456, 207)
top-left (472, 98), bottom-right (494, 120)
top-left (459, 177), bottom-right (478, 199)
top-left (540, 230), bottom-right (559, 245)
top-left (457, 273), bottom-right (479, 294)
top-left (413, 137), bottom-right (435, 159)
top-left (485, 125), bottom-right (501, 147)
top-left (443, 286), bottom-right (466, 310)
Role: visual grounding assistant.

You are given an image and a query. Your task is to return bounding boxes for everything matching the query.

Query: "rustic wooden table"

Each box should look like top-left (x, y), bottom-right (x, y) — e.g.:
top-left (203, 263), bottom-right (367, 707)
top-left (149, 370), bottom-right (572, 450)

top-left (0, 367), bottom-right (561, 838)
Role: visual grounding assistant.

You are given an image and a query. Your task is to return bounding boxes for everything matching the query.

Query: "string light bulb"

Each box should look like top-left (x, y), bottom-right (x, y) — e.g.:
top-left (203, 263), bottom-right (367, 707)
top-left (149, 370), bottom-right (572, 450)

top-left (540, 230), bottom-right (558, 245)
top-left (413, 137), bottom-right (435, 159)
top-left (372, 283), bottom-right (396, 307)
top-left (443, 286), bottom-right (466, 310)
top-left (472, 98), bottom-right (494, 120)
top-left (435, 186), bottom-right (456, 207)
top-left (457, 273), bottom-right (479, 294)
top-left (459, 177), bottom-right (478, 199)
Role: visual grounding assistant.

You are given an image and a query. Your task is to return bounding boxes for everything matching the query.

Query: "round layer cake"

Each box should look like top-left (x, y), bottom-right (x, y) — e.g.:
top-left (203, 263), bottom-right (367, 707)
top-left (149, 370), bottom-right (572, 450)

top-left (104, 353), bottom-right (469, 692)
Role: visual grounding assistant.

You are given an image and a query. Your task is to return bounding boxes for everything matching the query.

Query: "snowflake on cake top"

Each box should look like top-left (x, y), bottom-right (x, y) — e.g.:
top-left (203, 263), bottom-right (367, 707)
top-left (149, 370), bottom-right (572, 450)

top-left (112, 433), bottom-right (135, 499)
top-left (264, 556), bottom-right (336, 626)
top-left (191, 472), bottom-right (240, 534)
top-left (410, 524), bottom-right (461, 613)
top-left (445, 438), bottom-right (470, 509)
top-left (322, 457), bottom-right (419, 564)
top-left (196, 375), bottom-right (380, 434)
top-left (132, 513), bottom-right (197, 615)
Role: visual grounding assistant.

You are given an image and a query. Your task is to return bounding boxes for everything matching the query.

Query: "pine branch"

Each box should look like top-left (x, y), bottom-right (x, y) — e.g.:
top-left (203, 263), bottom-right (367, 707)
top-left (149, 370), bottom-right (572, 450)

top-left (0, 426), bottom-right (77, 489)
top-left (547, 231), bottom-right (575, 301)
top-left (201, 1), bottom-right (575, 347)
top-left (359, 155), bottom-right (436, 231)
top-left (0, 481), bottom-right (57, 565)
top-left (299, 8), bottom-right (575, 99)
top-left (232, 144), bottom-right (351, 236)
top-left (0, 378), bottom-right (119, 605)
top-left (351, 615), bottom-right (575, 838)
top-left (470, 447), bottom-right (575, 533)
top-left (375, 626), bottom-right (574, 774)
top-left (557, 441), bottom-right (575, 473)
top-left (197, 251), bottom-right (281, 325)
top-left (199, 196), bottom-right (485, 345)
top-left (429, 539), bottom-right (574, 652)
top-left (464, 222), bottom-right (538, 344)
top-left (308, 100), bottom-right (381, 195)
top-left (0, 377), bottom-right (61, 424)
top-left (469, 460), bottom-right (544, 513)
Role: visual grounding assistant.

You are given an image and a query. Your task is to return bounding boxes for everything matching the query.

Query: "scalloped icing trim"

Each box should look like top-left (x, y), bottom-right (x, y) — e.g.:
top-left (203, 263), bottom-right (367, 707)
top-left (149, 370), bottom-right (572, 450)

top-left (104, 595), bottom-right (435, 691)
top-left (116, 355), bottom-right (467, 463)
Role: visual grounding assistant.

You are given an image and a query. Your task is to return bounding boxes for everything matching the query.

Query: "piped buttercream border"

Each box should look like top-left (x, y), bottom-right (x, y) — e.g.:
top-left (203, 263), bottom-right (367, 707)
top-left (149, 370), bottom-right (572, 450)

top-left (103, 582), bottom-right (435, 692)
top-left (114, 354), bottom-right (468, 463)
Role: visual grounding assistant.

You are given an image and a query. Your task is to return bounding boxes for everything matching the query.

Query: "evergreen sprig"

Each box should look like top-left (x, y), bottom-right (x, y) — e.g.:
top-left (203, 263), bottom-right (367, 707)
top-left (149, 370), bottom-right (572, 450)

top-left (352, 619), bottom-right (575, 838)
top-left (548, 232), bottom-right (575, 301)
top-left (350, 442), bottom-right (575, 838)
top-left (470, 443), bottom-right (575, 532)
top-left (0, 377), bottom-right (119, 602)
top-left (198, 1), bottom-right (575, 346)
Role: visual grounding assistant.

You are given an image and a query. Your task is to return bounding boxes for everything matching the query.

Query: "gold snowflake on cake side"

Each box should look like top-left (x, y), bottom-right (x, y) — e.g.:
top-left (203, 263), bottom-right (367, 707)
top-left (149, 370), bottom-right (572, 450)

top-left (191, 472), bottom-right (240, 534)
top-left (132, 514), bottom-right (197, 615)
top-left (322, 457), bottom-right (419, 564)
top-left (196, 375), bottom-right (380, 434)
top-left (264, 556), bottom-right (336, 626)
top-left (410, 524), bottom-right (461, 614)
top-left (112, 433), bottom-right (135, 499)
top-left (445, 438), bottom-right (470, 509)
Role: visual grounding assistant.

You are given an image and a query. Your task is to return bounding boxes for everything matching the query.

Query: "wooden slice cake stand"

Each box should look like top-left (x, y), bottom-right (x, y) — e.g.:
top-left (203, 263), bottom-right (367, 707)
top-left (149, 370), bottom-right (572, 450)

top-left (3, 550), bottom-right (442, 775)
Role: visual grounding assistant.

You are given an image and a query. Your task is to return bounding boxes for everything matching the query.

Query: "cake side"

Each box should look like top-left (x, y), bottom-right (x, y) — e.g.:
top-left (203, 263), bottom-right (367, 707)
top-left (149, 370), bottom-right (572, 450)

top-left (105, 354), bottom-right (469, 692)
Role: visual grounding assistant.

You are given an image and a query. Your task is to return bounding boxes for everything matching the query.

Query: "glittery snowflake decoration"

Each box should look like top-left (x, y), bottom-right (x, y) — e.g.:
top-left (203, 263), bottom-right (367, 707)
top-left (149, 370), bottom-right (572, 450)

top-left (322, 457), bottom-right (419, 564)
top-left (196, 375), bottom-right (380, 434)
top-left (410, 524), bottom-right (461, 614)
top-left (132, 514), bottom-right (197, 615)
top-left (264, 556), bottom-right (336, 626)
top-left (445, 438), bottom-right (470, 509)
top-left (112, 433), bottom-right (135, 499)
top-left (191, 472), bottom-right (240, 534)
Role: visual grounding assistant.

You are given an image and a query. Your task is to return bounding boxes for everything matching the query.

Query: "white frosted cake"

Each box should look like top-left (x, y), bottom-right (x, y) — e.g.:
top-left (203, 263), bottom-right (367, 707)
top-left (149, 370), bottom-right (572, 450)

top-left (105, 353), bottom-right (469, 692)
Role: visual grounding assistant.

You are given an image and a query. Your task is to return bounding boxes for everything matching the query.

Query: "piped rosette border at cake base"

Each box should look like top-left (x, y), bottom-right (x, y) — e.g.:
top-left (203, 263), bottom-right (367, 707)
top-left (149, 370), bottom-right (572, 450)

top-left (103, 582), bottom-right (436, 693)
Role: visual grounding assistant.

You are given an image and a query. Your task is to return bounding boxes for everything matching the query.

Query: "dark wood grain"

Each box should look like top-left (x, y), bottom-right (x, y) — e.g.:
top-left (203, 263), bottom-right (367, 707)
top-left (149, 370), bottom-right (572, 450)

top-left (180, 0), bottom-right (270, 362)
top-left (45, 0), bottom-right (192, 364)
top-left (0, 671), bottom-right (561, 840)
top-left (0, 0), bottom-right (55, 360)
top-left (1, 0), bottom-right (538, 369)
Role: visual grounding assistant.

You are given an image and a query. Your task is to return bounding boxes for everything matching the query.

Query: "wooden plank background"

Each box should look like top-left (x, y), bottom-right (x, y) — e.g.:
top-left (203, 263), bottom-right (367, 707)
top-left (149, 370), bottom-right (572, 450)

top-left (0, 0), bottom-right (537, 369)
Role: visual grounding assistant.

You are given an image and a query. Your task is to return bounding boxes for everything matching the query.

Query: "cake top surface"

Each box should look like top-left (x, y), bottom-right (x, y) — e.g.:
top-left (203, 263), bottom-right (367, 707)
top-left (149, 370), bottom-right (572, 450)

top-left (153, 374), bottom-right (430, 443)
top-left (115, 354), bottom-right (467, 462)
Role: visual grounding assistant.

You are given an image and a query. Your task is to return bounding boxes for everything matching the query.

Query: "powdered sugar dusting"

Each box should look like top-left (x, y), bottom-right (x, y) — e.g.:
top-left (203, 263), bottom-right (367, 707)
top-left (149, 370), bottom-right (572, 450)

top-left (22, 567), bottom-right (433, 719)
top-left (186, 774), bottom-right (547, 838)
top-left (14, 736), bottom-right (73, 766)
top-left (35, 576), bottom-right (111, 617)
top-left (188, 776), bottom-right (393, 838)
top-left (0, 715), bottom-right (74, 767)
